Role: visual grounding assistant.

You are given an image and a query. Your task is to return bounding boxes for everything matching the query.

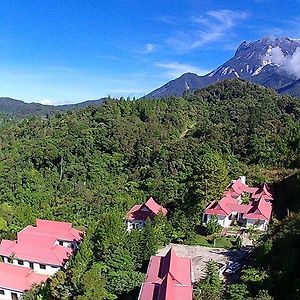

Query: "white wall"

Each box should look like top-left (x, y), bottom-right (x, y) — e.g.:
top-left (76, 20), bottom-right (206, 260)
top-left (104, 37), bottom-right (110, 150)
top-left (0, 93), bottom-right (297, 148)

top-left (246, 219), bottom-right (268, 231)
top-left (205, 214), bottom-right (231, 227)
top-left (2, 257), bottom-right (61, 276)
top-left (127, 220), bottom-right (145, 231)
top-left (0, 286), bottom-right (22, 300)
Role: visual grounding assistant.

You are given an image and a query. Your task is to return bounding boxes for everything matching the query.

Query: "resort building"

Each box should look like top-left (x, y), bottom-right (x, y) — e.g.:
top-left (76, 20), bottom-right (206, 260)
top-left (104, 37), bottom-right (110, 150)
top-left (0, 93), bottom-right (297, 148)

top-left (138, 247), bottom-right (192, 300)
top-left (127, 197), bottom-right (167, 231)
top-left (0, 219), bottom-right (83, 299)
top-left (203, 177), bottom-right (273, 231)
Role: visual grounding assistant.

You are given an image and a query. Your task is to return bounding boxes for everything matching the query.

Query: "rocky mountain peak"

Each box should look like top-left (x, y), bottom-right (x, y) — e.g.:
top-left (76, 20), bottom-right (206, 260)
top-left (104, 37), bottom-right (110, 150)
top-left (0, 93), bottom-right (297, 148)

top-left (145, 37), bottom-right (300, 99)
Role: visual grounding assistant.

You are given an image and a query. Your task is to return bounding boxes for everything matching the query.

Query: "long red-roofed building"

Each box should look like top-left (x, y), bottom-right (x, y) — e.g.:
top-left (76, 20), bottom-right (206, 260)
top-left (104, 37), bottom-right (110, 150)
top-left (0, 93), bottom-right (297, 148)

top-left (0, 262), bottom-right (48, 300)
top-left (0, 219), bottom-right (83, 276)
top-left (138, 248), bottom-right (192, 300)
top-left (203, 177), bottom-right (273, 230)
top-left (127, 197), bottom-right (167, 231)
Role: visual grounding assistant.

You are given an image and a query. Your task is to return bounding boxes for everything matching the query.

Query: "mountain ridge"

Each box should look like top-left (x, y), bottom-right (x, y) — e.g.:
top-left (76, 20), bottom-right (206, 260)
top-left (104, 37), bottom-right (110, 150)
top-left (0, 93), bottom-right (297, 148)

top-left (0, 97), bottom-right (110, 117)
top-left (146, 37), bottom-right (300, 98)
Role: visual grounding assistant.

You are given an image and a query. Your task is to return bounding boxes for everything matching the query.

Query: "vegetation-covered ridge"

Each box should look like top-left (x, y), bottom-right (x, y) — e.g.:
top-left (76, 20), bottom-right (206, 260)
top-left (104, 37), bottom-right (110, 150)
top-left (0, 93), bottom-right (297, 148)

top-left (0, 79), bottom-right (300, 299)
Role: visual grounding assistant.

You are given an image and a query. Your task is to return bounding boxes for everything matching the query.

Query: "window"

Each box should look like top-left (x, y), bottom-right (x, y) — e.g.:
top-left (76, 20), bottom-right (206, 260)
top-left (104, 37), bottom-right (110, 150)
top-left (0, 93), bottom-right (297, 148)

top-left (11, 292), bottom-right (18, 300)
top-left (29, 262), bottom-right (34, 269)
top-left (0, 289), bottom-right (4, 295)
top-left (17, 259), bottom-right (24, 265)
top-left (40, 264), bottom-right (46, 269)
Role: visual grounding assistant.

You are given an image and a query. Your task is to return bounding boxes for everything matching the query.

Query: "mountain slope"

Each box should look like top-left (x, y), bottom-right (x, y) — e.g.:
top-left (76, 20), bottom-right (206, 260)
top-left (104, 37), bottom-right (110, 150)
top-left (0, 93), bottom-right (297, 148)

top-left (146, 37), bottom-right (300, 98)
top-left (0, 97), bottom-right (108, 117)
top-left (278, 79), bottom-right (300, 97)
top-left (146, 73), bottom-right (213, 98)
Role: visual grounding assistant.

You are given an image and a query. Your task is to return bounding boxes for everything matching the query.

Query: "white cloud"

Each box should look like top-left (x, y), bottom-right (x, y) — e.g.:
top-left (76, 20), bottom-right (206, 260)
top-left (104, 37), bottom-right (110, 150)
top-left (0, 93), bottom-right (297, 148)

top-left (142, 43), bottom-right (156, 53)
top-left (287, 48), bottom-right (300, 78)
top-left (40, 99), bottom-right (55, 105)
top-left (264, 46), bottom-right (300, 79)
top-left (156, 62), bottom-right (210, 78)
top-left (167, 9), bottom-right (249, 52)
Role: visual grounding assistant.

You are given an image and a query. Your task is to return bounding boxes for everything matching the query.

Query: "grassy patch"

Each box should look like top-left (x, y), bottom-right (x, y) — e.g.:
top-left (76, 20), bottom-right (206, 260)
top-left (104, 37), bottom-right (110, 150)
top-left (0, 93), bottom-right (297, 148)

top-left (188, 234), bottom-right (236, 249)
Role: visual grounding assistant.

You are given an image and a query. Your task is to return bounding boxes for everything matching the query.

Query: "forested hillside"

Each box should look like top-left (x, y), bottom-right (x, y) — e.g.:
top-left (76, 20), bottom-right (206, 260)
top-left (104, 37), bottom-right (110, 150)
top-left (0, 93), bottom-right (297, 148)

top-left (0, 97), bottom-right (108, 118)
top-left (1, 79), bottom-right (300, 299)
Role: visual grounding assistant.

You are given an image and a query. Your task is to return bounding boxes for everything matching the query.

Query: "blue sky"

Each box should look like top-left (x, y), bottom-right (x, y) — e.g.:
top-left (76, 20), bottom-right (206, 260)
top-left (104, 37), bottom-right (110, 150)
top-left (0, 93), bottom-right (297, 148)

top-left (0, 0), bottom-right (300, 104)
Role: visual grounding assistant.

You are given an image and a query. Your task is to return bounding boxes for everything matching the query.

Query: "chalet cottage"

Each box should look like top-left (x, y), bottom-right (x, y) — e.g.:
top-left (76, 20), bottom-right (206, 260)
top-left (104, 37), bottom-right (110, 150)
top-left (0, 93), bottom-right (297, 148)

top-left (138, 247), bottom-right (192, 300)
top-left (203, 176), bottom-right (273, 231)
top-left (0, 219), bottom-right (83, 299)
top-left (127, 197), bottom-right (167, 231)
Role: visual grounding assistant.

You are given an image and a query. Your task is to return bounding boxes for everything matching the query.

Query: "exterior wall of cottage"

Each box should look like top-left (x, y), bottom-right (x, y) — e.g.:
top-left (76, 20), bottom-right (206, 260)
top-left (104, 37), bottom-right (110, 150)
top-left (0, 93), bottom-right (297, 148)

top-left (2, 257), bottom-right (61, 276)
top-left (246, 219), bottom-right (268, 231)
top-left (205, 214), bottom-right (231, 227)
top-left (0, 286), bottom-right (22, 300)
top-left (127, 220), bottom-right (145, 231)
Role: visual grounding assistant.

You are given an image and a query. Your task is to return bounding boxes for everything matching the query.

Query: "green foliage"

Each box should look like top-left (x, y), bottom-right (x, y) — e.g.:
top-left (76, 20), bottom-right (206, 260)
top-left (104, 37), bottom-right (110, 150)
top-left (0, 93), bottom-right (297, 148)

top-left (255, 290), bottom-right (274, 300)
top-left (254, 214), bottom-right (300, 299)
top-left (241, 267), bottom-right (268, 293)
top-left (140, 219), bottom-right (159, 261)
top-left (76, 263), bottom-right (116, 300)
top-left (225, 284), bottom-right (250, 300)
top-left (194, 260), bottom-right (222, 300)
top-left (4, 80), bottom-right (300, 299)
top-left (206, 215), bottom-right (222, 235)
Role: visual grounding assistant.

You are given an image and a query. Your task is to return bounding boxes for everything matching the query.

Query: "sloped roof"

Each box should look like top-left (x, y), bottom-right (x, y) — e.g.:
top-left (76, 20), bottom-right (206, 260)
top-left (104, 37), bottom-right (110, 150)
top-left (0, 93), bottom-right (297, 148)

top-left (0, 219), bottom-right (83, 266)
top-left (244, 198), bottom-right (272, 221)
top-left (228, 178), bottom-right (257, 197)
top-left (227, 203), bottom-right (252, 213)
top-left (204, 195), bottom-right (237, 216)
top-left (251, 183), bottom-right (274, 201)
top-left (127, 197), bottom-right (167, 221)
top-left (139, 248), bottom-right (192, 300)
top-left (0, 262), bottom-right (48, 292)
top-left (204, 177), bottom-right (273, 221)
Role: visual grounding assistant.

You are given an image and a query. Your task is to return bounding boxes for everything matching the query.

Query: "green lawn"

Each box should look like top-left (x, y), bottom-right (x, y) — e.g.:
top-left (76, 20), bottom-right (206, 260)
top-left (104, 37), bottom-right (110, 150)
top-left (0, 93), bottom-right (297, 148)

top-left (189, 234), bottom-right (236, 249)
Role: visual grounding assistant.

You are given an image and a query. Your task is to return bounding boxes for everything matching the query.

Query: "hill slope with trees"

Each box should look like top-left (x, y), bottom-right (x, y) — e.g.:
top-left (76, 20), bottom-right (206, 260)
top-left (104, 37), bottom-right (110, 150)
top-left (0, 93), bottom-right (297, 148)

top-left (0, 79), bottom-right (300, 299)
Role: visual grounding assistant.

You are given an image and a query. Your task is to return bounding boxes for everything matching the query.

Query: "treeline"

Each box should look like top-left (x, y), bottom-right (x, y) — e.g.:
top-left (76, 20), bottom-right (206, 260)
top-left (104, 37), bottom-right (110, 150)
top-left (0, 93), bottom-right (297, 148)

top-left (0, 79), bottom-right (300, 298)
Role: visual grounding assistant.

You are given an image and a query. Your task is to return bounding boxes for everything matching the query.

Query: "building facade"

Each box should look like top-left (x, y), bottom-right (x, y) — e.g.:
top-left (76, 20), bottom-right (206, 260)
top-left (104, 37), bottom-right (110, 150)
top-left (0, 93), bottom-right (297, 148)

top-left (127, 197), bottom-right (167, 231)
top-left (0, 219), bottom-right (83, 299)
top-left (203, 177), bottom-right (273, 231)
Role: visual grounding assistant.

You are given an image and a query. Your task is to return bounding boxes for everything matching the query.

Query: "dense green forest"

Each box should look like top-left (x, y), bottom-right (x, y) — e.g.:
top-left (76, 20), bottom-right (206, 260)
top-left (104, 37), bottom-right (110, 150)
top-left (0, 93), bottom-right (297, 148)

top-left (1, 79), bottom-right (300, 299)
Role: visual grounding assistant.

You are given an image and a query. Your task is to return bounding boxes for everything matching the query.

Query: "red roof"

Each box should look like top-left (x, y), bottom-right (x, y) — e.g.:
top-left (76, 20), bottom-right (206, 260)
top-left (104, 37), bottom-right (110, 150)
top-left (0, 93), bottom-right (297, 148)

top-left (244, 198), bottom-right (272, 221)
top-left (0, 220), bottom-right (83, 266)
top-left (251, 184), bottom-right (274, 201)
top-left (127, 197), bottom-right (168, 221)
top-left (227, 178), bottom-right (257, 197)
top-left (204, 178), bottom-right (273, 221)
top-left (204, 195), bottom-right (237, 216)
top-left (0, 262), bottom-right (48, 292)
top-left (227, 203), bottom-right (252, 213)
top-left (139, 248), bottom-right (192, 300)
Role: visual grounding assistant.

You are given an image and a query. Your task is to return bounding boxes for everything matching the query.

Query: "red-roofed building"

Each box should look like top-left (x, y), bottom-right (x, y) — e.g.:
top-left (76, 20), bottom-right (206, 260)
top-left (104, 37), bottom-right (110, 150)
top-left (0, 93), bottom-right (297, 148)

top-left (127, 197), bottom-right (168, 231)
top-left (138, 248), bottom-right (192, 300)
top-left (0, 219), bottom-right (83, 276)
top-left (203, 177), bottom-right (273, 231)
top-left (0, 262), bottom-right (48, 300)
top-left (251, 183), bottom-right (274, 201)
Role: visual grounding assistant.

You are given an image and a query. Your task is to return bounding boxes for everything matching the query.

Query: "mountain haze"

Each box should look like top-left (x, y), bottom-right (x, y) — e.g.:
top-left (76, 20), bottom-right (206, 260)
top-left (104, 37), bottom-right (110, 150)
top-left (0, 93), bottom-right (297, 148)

top-left (0, 97), bottom-right (109, 117)
top-left (146, 37), bottom-right (300, 98)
